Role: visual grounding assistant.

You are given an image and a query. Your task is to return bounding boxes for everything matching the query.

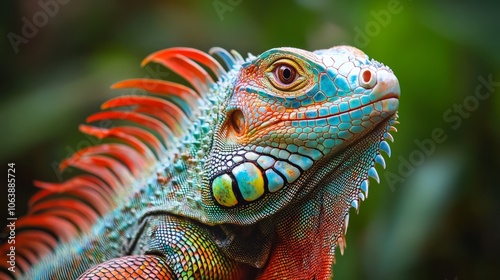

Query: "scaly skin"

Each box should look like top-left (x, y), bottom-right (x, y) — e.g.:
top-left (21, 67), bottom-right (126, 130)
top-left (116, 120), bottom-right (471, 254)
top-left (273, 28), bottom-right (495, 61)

top-left (0, 45), bottom-right (400, 279)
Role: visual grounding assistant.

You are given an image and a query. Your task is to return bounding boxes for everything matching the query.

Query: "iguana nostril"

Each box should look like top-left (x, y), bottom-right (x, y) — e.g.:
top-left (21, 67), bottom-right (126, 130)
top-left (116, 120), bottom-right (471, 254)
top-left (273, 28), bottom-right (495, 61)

top-left (360, 68), bottom-right (377, 88)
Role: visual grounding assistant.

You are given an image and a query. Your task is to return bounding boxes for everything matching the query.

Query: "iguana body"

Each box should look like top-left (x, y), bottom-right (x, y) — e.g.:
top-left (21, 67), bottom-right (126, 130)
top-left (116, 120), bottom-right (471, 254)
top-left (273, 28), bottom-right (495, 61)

top-left (0, 45), bottom-right (400, 279)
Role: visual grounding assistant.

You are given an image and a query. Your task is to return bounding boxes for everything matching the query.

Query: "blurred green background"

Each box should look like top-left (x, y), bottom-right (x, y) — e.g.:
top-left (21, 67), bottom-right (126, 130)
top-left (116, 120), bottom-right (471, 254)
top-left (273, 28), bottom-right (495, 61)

top-left (1, 0), bottom-right (499, 279)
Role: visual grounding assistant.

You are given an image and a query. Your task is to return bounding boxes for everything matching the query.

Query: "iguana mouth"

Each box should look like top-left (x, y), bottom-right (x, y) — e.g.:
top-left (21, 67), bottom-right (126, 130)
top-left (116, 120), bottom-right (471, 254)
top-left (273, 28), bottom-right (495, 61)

top-left (249, 96), bottom-right (399, 136)
top-left (299, 96), bottom-right (399, 122)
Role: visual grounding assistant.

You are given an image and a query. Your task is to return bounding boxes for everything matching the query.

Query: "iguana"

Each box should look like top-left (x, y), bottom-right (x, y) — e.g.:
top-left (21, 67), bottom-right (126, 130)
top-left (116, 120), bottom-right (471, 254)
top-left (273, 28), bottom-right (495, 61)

top-left (0, 45), bottom-right (400, 279)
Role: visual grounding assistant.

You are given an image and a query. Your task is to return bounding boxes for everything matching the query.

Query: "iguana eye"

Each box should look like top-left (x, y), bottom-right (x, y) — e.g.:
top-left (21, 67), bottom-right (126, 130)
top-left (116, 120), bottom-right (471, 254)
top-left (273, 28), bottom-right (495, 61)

top-left (275, 64), bottom-right (297, 85)
top-left (266, 58), bottom-right (307, 91)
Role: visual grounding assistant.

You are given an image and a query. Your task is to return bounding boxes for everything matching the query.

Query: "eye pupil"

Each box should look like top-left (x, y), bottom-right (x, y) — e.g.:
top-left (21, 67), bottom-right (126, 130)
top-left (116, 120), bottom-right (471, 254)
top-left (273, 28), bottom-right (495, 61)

top-left (282, 67), bottom-right (291, 80)
top-left (277, 65), bottom-right (296, 84)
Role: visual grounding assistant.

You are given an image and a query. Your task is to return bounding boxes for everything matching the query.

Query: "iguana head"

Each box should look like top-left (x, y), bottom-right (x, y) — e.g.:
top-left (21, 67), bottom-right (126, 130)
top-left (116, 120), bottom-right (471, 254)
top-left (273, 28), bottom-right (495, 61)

top-left (203, 46), bottom-right (399, 224)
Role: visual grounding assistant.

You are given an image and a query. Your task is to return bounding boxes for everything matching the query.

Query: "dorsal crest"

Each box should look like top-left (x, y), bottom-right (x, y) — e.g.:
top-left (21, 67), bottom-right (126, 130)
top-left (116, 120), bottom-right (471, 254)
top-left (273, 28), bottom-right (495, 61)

top-left (0, 47), bottom-right (241, 279)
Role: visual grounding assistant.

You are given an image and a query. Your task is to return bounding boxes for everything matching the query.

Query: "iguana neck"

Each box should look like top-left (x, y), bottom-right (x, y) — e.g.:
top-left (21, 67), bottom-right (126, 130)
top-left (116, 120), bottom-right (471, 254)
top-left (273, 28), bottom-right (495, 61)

top-left (258, 116), bottom-right (395, 279)
top-left (136, 68), bottom-right (242, 222)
